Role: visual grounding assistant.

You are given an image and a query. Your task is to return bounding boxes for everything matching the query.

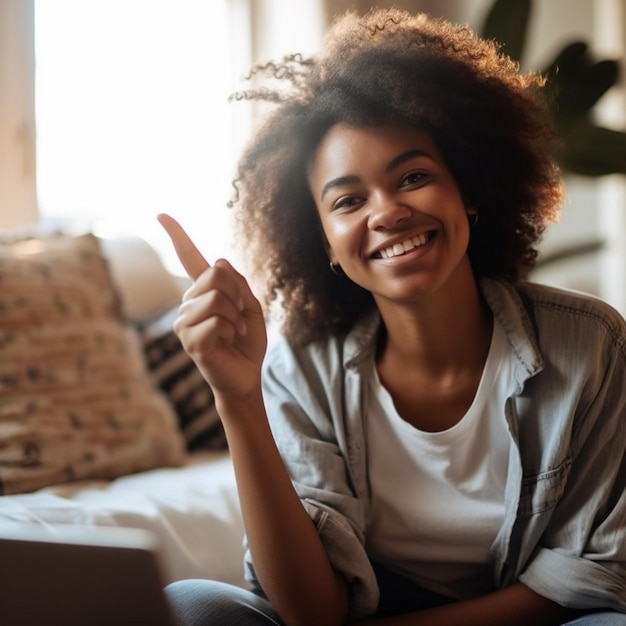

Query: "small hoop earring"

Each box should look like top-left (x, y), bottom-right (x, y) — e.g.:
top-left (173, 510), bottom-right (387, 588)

top-left (468, 212), bottom-right (479, 227)
top-left (329, 262), bottom-right (343, 276)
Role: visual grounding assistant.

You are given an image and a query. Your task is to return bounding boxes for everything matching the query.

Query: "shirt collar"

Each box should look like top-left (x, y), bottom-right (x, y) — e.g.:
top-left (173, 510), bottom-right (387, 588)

top-left (342, 277), bottom-right (544, 388)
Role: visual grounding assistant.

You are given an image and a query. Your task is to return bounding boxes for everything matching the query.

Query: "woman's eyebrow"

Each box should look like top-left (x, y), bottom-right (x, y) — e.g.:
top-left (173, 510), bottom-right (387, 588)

top-left (319, 149), bottom-right (433, 200)
top-left (320, 174), bottom-right (361, 200)
top-left (386, 148), bottom-right (434, 173)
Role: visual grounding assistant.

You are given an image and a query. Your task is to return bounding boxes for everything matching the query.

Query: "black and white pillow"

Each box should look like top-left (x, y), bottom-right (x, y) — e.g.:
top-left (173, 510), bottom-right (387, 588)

top-left (137, 307), bottom-right (227, 451)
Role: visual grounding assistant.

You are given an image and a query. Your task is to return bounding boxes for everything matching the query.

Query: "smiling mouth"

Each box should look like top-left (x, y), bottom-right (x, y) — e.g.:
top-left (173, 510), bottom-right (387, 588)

top-left (374, 232), bottom-right (434, 259)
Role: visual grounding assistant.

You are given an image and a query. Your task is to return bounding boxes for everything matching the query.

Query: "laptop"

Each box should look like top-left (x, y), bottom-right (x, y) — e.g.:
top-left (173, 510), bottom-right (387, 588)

top-left (0, 523), bottom-right (179, 626)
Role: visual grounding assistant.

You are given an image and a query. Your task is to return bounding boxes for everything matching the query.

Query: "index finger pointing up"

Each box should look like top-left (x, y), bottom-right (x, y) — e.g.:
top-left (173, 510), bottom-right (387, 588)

top-left (157, 213), bottom-right (210, 280)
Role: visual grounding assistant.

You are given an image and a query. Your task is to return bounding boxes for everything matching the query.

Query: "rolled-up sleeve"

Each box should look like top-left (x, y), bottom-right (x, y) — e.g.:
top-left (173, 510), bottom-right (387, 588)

top-left (243, 334), bottom-right (379, 618)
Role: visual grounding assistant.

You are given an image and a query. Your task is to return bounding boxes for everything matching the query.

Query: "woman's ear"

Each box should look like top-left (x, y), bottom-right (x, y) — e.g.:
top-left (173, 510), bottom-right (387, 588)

top-left (466, 207), bottom-right (479, 228)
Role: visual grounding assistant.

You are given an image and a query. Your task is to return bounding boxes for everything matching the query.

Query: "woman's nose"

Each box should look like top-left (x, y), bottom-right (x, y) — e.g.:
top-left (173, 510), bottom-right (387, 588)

top-left (367, 192), bottom-right (412, 230)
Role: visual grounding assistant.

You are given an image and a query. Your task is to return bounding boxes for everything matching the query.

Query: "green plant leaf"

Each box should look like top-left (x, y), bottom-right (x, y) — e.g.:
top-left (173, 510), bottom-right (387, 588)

top-left (543, 43), bottom-right (619, 117)
top-left (557, 124), bottom-right (626, 176)
top-left (481, 0), bottom-right (532, 62)
top-left (480, 0), bottom-right (625, 179)
top-left (536, 239), bottom-right (605, 269)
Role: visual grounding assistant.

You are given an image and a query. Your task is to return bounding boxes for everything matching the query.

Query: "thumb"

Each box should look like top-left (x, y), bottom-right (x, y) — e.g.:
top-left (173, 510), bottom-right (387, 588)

top-left (157, 213), bottom-right (210, 281)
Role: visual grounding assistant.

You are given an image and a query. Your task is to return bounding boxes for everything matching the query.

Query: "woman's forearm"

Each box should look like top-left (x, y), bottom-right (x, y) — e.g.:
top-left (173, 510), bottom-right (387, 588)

top-left (217, 390), bottom-right (349, 626)
top-left (352, 582), bottom-right (584, 626)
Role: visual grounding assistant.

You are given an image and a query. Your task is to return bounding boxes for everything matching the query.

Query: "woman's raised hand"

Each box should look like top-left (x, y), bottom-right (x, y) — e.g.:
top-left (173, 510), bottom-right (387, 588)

top-left (157, 213), bottom-right (267, 399)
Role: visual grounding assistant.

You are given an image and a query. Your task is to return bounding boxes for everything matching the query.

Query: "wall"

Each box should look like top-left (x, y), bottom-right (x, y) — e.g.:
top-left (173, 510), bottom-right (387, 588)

top-left (0, 0), bottom-right (37, 229)
top-left (526, 0), bottom-right (626, 313)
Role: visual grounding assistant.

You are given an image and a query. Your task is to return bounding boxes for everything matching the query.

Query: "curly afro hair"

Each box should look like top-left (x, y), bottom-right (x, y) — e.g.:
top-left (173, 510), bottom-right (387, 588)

top-left (230, 8), bottom-right (563, 346)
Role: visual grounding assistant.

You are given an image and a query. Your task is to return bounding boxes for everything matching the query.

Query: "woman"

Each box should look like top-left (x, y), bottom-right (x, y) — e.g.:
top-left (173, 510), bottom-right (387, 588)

top-left (160, 8), bottom-right (626, 625)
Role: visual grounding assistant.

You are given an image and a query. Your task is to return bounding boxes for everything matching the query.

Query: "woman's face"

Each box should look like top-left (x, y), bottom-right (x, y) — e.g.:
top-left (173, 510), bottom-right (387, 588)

top-left (308, 121), bottom-right (477, 307)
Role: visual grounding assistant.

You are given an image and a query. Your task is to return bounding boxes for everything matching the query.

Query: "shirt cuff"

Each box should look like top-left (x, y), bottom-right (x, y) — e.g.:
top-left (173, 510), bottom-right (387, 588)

top-left (519, 547), bottom-right (626, 612)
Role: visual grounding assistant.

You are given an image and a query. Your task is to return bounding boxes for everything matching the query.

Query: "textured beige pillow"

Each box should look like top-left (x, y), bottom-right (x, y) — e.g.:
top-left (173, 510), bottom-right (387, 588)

top-left (0, 233), bottom-right (185, 495)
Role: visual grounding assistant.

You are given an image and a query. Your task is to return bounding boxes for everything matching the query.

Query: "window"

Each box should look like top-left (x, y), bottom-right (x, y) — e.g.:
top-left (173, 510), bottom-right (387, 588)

top-left (35, 0), bottom-right (252, 272)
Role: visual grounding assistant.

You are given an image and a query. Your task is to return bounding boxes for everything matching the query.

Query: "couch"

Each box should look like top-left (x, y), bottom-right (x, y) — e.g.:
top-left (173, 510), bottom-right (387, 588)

top-left (0, 231), bottom-right (246, 588)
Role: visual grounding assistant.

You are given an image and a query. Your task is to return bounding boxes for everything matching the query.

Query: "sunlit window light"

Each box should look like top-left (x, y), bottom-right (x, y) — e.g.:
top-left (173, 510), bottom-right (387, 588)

top-left (34, 0), bottom-right (251, 274)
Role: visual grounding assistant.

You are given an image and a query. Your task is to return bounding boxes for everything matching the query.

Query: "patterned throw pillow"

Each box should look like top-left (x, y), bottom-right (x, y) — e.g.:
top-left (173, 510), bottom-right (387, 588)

top-left (138, 307), bottom-right (227, 451)
top-left (0, 234), bottom-right (186, 495)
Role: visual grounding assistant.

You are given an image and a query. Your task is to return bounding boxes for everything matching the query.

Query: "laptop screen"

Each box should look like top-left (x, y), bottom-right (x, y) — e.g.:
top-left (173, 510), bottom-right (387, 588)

top-left (0, 523), bottom-right (178, 626)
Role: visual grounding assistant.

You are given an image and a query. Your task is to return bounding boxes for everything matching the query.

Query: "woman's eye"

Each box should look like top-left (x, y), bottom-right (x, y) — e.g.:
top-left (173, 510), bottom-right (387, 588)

top-left (333, 195), bottom-right (363, 211)
top-left (400, 171), bottom-right (427, 187)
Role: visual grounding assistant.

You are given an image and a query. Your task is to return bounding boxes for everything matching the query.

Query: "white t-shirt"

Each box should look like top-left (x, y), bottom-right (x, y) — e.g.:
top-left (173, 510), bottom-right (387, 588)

top-left (365, 319), bottom-right (513, 600)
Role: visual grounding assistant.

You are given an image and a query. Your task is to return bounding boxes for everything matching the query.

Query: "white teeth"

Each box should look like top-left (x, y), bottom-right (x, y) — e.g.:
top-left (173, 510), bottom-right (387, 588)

top-left (379, 233), bottom-right (429, 259)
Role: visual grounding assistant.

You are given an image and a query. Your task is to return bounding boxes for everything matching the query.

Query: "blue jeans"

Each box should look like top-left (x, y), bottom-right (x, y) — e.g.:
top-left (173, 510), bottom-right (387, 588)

top-left (163, 562), bottom-right (451, 624)
top-left (164, 565), bottom-right (626, 625)
top-left (164, 579), bottom-right (282, 625)
top-left (564, 617), bottom-right (626, 626)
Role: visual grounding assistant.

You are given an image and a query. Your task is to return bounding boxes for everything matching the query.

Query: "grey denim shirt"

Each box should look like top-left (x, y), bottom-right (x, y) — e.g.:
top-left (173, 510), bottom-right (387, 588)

top-left (245, 278), bottom-right (626, 619)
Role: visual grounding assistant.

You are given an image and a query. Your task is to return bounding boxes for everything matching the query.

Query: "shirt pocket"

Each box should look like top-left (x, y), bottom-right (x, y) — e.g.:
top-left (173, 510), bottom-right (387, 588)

top-left (518, 457), bottom-right (571, 518)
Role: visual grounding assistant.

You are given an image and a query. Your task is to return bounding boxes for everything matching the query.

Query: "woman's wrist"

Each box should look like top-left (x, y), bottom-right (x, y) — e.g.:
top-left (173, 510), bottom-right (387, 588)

top-left (214, 384), bottom-right (267, 431)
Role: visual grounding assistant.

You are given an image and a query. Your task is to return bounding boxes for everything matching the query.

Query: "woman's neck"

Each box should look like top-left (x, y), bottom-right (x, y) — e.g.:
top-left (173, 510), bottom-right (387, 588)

top-left (375, 276), bottom-right (493, 379)
top-left (373, 276), bottom-right (494, 432)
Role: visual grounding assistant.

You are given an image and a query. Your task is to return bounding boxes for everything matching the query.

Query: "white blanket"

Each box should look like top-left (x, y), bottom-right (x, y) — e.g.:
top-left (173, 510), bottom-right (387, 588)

top-left (0, 451), bottom-right (246, 587)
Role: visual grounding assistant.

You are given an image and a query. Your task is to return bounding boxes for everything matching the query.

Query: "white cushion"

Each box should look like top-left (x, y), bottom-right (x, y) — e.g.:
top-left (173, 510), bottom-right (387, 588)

top-left (100, 236), bottom-right (184, 322)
